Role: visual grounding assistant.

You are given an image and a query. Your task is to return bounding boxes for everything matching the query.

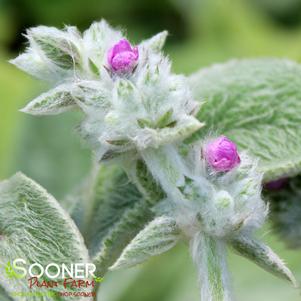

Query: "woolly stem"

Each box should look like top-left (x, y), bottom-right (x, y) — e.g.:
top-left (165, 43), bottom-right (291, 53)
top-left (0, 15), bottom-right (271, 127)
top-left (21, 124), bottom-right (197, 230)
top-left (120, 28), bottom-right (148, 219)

top-left (140, 145), bottom-right (187, 202)
top-left (125, 146), bottom-right (234, 300)
top-left (82, 160), bottom-right (102, 239)
top-left (190, 232), bottom-right (233, 301)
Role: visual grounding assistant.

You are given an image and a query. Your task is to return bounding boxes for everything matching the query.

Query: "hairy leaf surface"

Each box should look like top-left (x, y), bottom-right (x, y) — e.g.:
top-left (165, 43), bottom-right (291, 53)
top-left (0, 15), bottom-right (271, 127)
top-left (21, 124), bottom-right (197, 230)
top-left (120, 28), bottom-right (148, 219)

top-left (110, 216), bottom-right (180, 270)
top-left (92, 201), bottom-right (153, 276)
top-left (0, 173), bottom-right (91, 300)
top-left (64, 164), bottom-right (154, 277)
top-left (230, 235), bottom-right (296, 286)
top-left (85, 166), bottom-right (144, 256)
top-left (20, 84), bottom-right (76, 115)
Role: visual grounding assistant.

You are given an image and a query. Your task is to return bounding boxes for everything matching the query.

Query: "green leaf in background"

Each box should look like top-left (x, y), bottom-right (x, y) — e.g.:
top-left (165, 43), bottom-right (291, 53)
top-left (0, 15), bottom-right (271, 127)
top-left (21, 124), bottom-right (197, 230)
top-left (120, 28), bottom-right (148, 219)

top-left (229, 235), bottom-right (296, 286)
top-left (83, 165), bottom-right (145, 256)
top-left (64, 163), bottom-right (154, 277)
top-left (62, 166), bottom-right (98, 233)
top-left (266, 175), bottom-right (301, 248)
top-left (0, 173), bottom-right (91, 300)
top-left (188, 59), bottom-right (301, 182)
top-left (110, 216), bottom-right (181, 270)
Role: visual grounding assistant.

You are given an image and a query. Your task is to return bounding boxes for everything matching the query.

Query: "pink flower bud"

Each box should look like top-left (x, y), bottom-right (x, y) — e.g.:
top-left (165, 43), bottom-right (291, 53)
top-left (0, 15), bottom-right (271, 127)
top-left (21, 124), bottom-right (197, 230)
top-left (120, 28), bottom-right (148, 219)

top-left (204, 136), bottom-right (240, 172)
top-left (107, 39), bottom-right (139, 73)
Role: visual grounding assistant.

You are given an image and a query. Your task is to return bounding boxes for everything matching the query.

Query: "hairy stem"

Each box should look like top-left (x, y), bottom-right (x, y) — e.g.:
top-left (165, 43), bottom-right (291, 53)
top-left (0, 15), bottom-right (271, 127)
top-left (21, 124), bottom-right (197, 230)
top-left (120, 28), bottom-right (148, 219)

top-left (140, 145), bottom-right (187, 202)
top-left (82, 162), bottom-right (102, 239)
top-left (190, 232), bottom-right (233, 301)
top-left (125, 146), bottom-right (234, 300)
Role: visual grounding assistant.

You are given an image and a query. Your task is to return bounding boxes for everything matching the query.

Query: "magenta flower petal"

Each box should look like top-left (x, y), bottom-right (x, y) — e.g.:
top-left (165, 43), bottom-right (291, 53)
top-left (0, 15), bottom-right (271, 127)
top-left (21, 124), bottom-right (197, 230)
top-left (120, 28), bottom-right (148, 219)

top-left (112, 39), bottom-right (132, 53)
top-left (107, 39), bottom-right (139, 74)
top-left (204, 136), bottom-right (241, 172)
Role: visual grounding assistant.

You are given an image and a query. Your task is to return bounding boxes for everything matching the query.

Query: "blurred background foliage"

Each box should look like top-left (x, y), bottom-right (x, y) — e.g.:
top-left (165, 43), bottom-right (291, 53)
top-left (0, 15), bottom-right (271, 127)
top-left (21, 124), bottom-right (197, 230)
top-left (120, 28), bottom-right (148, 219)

top-left (1, 0), bottom-right (301, 300)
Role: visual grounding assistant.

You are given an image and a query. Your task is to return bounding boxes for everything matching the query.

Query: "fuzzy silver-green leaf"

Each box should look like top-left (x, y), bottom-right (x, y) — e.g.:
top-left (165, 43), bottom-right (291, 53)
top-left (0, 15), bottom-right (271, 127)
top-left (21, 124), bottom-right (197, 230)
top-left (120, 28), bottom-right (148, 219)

top-left (0, 173), bottom-right (91, 300)
top-left (92, 201), bottom-right (153, 276)
top-left (110, 216), bottom-right (180, 270)
top-left (230, 235), bottom-right (297, 286)
top-left (20, 84), bottom-right (76, 115)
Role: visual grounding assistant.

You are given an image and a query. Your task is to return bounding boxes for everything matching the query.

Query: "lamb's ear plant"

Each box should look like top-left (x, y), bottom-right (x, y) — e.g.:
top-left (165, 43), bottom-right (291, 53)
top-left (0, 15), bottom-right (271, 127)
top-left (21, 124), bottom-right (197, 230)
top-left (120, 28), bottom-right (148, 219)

top-left (2, 20), bottom-right (301, 300)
